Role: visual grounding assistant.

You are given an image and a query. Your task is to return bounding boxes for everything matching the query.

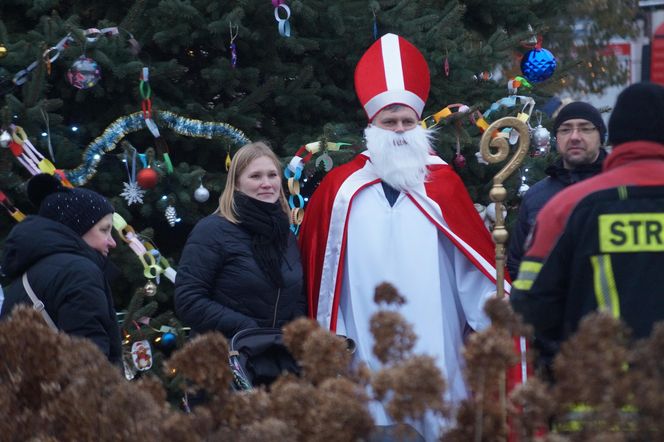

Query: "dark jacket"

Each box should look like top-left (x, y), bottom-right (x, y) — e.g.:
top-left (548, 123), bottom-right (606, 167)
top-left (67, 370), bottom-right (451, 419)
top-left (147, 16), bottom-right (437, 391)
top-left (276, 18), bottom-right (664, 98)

top-left (0, 216), bottom-right (122, 365)
top-left (174, 214), bottom-right (305, 338)
top-left (507, 149), bottom-right (607, 279)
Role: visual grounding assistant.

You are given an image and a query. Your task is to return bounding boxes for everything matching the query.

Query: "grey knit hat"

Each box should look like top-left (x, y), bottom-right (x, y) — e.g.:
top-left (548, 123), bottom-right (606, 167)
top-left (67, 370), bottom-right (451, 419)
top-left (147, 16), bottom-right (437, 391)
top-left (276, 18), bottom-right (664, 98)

top-left (27, 174), bottom-right (114, 236)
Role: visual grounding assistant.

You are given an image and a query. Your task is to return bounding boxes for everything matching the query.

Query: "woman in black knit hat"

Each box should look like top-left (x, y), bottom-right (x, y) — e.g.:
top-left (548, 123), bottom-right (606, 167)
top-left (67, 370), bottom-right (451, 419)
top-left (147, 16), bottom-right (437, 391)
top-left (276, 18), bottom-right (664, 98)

top-left (0, 174), bottom-right (122, 365)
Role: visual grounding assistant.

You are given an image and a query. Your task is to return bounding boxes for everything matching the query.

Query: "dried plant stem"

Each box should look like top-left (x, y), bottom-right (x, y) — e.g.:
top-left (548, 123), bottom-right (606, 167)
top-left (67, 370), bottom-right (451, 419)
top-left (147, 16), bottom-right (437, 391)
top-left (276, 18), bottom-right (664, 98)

top-left (474, 371), bottom-right (485, 442)
top-left (499, 370), bottom-right (507, 442)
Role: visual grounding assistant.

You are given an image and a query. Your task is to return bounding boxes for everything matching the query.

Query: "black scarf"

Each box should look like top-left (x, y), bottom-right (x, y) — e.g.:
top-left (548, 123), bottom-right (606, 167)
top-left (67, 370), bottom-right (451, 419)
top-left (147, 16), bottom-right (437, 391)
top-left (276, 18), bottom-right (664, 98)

top-left (234, 192), bottom-right (289, 288)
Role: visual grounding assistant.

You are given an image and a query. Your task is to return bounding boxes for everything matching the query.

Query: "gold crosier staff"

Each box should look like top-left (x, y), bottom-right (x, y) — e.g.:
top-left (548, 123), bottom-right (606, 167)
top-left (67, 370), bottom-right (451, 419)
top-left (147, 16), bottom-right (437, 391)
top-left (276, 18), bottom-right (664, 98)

top-left (479, 116), bottom-right (530, 298)
top-left (477, 116), bottom-right (530, 442)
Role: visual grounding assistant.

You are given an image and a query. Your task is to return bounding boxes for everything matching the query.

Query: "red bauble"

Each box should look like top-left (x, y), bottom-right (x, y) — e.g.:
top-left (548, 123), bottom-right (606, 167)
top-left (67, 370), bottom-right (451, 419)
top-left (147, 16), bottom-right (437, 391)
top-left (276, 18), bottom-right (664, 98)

top-left (453, 153), bottom-right (466, 169)
top-left (137, 168), bottom-right (159, 189)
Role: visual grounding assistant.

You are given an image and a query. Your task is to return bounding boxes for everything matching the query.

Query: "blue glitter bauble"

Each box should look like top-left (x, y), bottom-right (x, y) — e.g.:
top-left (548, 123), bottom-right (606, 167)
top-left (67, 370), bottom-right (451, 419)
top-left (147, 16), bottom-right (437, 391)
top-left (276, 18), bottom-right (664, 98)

top-left (520, 48), bottom-right (557, 83)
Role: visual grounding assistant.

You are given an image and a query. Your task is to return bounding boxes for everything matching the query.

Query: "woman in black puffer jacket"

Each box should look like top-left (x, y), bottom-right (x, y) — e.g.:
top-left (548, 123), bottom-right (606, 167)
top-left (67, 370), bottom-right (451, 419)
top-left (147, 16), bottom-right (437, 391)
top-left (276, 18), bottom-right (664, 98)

top-left (174, 142), bottom-right (305, 338)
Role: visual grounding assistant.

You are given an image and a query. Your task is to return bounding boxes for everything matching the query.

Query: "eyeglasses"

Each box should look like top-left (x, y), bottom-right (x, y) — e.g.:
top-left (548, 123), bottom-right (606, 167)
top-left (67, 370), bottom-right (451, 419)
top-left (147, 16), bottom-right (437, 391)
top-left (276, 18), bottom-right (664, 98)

top-left (556, 125), bottom-right (598, 137)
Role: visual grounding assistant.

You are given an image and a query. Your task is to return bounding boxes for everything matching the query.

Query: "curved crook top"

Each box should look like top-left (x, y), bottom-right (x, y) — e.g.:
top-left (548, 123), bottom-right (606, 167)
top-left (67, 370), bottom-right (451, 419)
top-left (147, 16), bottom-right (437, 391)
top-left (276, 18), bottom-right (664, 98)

top-left (479, 116), bottom-right (531, 186)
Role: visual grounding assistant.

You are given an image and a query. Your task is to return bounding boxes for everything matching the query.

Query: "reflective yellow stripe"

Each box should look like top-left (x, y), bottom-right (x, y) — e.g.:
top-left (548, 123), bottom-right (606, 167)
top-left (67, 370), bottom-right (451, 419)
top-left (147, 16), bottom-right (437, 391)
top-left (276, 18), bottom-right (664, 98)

top-left (513, 279), bottom-right (533, 290)
top-left (513, 260), bottom-right (543, 291)
top-left (618, 185), bottom-right (628, 200)
top-left (590, 255), bottom-right (621, 318)
top-left (518, 261), bottom-right (542, 273)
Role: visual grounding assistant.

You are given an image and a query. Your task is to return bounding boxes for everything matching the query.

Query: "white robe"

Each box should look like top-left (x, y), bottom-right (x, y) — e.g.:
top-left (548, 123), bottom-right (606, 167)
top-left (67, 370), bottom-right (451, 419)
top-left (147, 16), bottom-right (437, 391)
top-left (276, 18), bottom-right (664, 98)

top-left (334, 181), bottom-right (496, 441)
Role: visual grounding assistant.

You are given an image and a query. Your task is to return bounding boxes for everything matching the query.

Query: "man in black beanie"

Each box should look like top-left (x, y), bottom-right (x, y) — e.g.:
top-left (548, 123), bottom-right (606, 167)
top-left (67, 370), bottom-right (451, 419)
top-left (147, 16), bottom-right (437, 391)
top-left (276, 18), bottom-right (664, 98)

top-left (511, 82), bottom-right (664, 377)
top-left (507, 101), bottom-right (608, 279)
top-left (0, 174), bottom-right (122, 366)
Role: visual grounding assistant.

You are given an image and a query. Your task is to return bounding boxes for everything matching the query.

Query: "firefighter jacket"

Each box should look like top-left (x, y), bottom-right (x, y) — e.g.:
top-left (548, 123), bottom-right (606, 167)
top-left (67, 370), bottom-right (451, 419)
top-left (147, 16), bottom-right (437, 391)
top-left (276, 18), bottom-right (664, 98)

top-left (511, 141), bottom-right (664, 360)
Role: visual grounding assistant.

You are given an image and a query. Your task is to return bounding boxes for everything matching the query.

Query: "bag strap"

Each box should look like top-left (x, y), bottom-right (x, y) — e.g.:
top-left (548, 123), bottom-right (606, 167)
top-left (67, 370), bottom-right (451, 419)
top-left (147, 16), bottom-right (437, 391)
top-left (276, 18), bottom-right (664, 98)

top-left (22, 272), bottom-right (58, 331)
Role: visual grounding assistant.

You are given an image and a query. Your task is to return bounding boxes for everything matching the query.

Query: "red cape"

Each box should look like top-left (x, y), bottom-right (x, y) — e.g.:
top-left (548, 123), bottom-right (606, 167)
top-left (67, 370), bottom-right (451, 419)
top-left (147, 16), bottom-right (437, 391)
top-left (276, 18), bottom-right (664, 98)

top-left (298, 153), bottom-right (508, 329)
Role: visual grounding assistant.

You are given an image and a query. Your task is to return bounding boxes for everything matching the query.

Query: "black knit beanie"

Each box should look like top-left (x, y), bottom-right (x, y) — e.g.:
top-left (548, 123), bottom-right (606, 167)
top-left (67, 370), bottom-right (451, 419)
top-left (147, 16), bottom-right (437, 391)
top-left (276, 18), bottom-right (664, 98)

top-left (553, 101), bottom-right (607, 143)
top-left (27, 174), bottom-right (114, 236)
top-left (608, 82), bottom-right (664, 147)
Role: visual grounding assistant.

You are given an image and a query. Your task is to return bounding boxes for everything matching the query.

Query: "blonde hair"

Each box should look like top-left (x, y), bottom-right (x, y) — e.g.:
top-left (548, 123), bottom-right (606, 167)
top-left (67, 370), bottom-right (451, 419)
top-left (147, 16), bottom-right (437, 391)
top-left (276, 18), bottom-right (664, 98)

top-left (218, 141), bottom-right (289, 224)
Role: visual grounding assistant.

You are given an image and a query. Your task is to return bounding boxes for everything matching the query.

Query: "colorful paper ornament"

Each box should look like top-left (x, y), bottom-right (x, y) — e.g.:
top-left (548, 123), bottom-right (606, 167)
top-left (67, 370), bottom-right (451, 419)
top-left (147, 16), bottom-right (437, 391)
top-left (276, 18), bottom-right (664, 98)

top-left (225, 151), bottom-right (232, 171)
top-left (473, 71), bottom-right (492, 82)
top-left (520, 48), bottom-right (557, 83)
top-left (137, 167), bottom-right (159, 189)
top-left (475, 151), bottom-right (489, 165)
top-left (194, 183), bottom-right (210, 203)
top-left (66, 56), bottom-right (102, 89)
top-left (229, 23), bottom-right (239, 68)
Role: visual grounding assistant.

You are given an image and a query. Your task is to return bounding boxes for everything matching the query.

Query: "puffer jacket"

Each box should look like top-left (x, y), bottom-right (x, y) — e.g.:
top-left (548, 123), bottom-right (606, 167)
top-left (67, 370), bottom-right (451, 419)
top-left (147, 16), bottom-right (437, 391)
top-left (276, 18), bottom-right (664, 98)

top-left (507, 149), bottom-right (607, 279)
top-left (174, 214), bottom-right (305, 338)
top-left (0, 216), bottom-right (122, 365)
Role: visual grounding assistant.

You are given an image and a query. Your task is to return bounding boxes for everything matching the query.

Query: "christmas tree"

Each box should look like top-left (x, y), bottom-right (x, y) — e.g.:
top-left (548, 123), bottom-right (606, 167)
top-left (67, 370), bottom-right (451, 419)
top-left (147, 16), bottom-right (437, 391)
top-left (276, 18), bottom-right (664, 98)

top-left (0, 0), bottom-right (640, 381)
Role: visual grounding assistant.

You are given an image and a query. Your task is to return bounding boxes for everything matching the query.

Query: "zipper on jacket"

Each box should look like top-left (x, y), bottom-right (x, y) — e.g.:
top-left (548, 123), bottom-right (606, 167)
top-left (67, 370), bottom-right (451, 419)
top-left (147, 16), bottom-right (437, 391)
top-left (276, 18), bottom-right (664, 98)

top-left (272, 288), bottom-right (281, 328)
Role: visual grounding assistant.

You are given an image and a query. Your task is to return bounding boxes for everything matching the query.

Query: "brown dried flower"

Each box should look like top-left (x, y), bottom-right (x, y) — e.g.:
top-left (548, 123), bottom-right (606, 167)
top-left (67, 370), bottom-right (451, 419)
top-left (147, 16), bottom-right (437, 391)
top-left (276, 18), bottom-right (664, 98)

top-left (135, 375), bottom-right (168, 404)
top-left (508, 377), bottom-right (554, 439)
top-left (370, 310), bottom-right (417, 364)
top-left (0, 306), bottom-right (171, 441)
top-left (463, 326), bottom-right (517, 392)
top-left (307, 377), bottom-right (373, 442)
top-left (268, 376), bottom-right (317, 440)
top-left (220, 387), bottom-right (272, 430)
top-left (372, 355), bottom-right (447, 424)
top-left (551, 313), bottom-right (632, 439)
top-left (165, 332), bottom-right (233, 398)
top-left (282, 316), bottom-right (320, 362)
top-left (622, 322), bottom-right (664, 438)
top-left (374, 282), bottom-right (406, 306)
top-left (299, 328), bottom-right (351, 385)
top-left (484, 297), bottom-right (531, 336)
top-left (239, 417), bottom-right (295, 442)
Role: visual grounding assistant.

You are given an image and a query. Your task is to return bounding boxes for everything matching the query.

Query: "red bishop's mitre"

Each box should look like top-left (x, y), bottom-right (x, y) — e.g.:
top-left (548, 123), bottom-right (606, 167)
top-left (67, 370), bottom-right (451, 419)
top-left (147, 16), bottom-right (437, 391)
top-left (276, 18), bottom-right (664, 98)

top-left (354, 33), bottom-right (430, 121)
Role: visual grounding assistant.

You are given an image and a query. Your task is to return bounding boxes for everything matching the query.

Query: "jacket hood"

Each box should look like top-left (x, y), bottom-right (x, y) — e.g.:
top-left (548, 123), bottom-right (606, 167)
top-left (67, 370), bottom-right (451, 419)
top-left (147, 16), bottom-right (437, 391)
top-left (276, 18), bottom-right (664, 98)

top-left (1, 216), bottom-right (105, 278)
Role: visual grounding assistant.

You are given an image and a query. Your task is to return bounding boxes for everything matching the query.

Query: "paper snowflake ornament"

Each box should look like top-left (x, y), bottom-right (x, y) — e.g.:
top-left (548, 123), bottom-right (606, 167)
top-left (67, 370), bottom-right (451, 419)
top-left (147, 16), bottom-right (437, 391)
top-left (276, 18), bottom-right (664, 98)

top-left (120, 181), bottom-right (145, 206)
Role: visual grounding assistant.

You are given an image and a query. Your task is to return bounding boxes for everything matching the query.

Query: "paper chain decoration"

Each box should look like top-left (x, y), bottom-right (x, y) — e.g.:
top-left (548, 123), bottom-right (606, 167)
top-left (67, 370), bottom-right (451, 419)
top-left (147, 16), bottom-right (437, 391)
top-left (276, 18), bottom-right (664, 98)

top-left (113, 213), bottom-right (176, 283)
top-left (284, 140), bottom-right (352, 234)
top-left (12, 27), bottom-right (139, 86)
top-left (65, 111), bottom-right (250, 186)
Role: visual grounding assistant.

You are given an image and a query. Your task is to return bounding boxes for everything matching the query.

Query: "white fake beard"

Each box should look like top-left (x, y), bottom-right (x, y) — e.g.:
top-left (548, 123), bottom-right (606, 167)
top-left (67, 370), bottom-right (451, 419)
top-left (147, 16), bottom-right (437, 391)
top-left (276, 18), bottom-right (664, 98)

top-left (364, 124), bottom-right (434, 192)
